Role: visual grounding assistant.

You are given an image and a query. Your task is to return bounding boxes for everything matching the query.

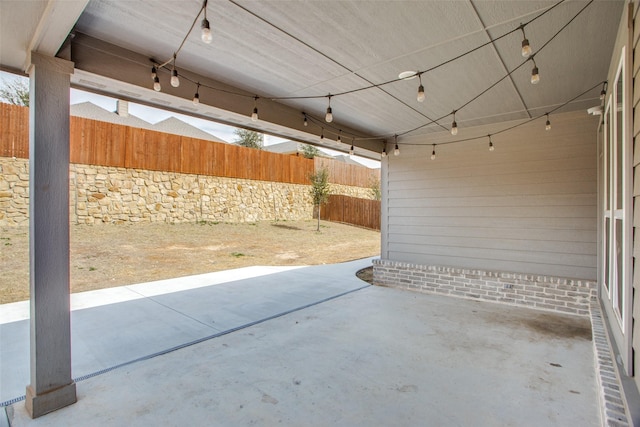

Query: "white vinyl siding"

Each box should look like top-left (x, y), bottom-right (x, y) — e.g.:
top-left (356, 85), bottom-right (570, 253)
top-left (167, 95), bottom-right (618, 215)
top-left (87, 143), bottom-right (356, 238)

top-left (383, 110), bottom-right (598, 280)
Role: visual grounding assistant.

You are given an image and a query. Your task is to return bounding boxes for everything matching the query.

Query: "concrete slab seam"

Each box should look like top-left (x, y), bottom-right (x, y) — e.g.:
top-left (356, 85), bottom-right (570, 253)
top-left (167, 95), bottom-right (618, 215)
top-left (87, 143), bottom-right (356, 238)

top-left (0, 283), bottom-right (370, 408)
top-left (124, 287), bottom-right (221, 330)
top-left (589, 301), bottom-right (631, 427)
top-left (0, 407), bottom-right (8, 427)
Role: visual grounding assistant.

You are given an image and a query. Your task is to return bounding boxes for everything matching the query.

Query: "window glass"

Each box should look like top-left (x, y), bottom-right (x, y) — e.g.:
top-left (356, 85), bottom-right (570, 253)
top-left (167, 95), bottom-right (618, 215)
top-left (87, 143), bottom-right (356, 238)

top-left (615, 71), bottom-right (623, 210)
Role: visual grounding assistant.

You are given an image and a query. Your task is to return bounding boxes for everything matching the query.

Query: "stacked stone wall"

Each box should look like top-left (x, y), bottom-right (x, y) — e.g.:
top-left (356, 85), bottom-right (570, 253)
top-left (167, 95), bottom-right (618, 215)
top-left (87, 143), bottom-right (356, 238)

top-left (0, 158), bottom-right (28, 225)
top-left (0, 157), bottom-right (375, 225)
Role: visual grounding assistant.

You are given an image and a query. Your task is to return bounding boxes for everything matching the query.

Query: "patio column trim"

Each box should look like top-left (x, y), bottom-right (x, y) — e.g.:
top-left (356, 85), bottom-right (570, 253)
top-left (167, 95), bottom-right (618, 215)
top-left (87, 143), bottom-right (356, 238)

top-left (25, 52), bottom-right (76, 418)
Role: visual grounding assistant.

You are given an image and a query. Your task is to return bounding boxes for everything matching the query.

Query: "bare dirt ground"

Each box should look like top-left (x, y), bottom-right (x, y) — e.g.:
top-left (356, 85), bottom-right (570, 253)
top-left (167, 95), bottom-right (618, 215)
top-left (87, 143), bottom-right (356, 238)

top-left (0, 220), bottom-right (380, 304)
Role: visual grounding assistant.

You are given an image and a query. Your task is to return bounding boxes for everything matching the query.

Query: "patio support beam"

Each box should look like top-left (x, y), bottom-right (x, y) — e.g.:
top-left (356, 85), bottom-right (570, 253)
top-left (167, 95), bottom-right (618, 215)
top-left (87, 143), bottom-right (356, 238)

top-left (25, 51), bottom-right (76, 418)
top-left (69, 33), bottom-right (385, 158)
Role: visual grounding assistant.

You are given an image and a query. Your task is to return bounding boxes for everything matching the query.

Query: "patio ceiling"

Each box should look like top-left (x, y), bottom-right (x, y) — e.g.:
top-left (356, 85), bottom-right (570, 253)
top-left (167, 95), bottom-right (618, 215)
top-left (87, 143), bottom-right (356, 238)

top-left (0, 0), bottom-right (625, 159)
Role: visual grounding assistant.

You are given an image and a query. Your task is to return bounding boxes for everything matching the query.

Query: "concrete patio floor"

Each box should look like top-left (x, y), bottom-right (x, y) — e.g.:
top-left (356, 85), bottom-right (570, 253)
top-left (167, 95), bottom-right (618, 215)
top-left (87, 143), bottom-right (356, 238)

top-left (1, 257), bottom-right (599, 426)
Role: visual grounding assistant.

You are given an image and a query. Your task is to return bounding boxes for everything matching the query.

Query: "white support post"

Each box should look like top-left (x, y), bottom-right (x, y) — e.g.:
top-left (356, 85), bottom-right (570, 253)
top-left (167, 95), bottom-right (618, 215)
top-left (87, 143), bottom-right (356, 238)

top-left (25, 52), bottom-right (76, 418)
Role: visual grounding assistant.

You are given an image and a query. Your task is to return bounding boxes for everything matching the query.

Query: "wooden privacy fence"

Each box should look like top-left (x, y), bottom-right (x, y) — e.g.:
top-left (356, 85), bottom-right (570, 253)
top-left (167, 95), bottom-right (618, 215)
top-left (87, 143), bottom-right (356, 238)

top-left (315, 157), bottom-right (380, 188)
top-left (0, 103), bottom-right (379, 187)
top-left (321, 194), bottom-right (381, 231)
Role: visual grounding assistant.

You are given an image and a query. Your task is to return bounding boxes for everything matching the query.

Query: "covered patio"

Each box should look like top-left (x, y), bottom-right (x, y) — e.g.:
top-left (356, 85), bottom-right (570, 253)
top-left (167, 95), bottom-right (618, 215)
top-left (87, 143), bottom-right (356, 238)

top-left (2, 259), bottom-right (598, 426)
top-left (1, 0), bottom-right (638, 424)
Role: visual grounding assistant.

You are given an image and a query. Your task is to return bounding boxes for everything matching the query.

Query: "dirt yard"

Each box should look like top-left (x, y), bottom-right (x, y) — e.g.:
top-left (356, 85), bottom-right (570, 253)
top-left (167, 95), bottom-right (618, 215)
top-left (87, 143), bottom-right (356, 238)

top-left (0, 220), bottom-right (380, 304)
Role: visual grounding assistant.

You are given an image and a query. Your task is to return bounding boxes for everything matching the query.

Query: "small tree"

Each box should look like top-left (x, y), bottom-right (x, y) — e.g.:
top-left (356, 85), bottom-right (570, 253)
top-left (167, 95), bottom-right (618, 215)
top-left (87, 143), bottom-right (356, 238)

top-left (301, 143), bottom-right (320, 159)
top-left (309, 166), bottom-right (331, 231)
top-left (234, 129), bottom-right (263, 149)
top-left (369, 176), bottom-right (381, 201)
top-left (0, 78), bottom-right (29, 107)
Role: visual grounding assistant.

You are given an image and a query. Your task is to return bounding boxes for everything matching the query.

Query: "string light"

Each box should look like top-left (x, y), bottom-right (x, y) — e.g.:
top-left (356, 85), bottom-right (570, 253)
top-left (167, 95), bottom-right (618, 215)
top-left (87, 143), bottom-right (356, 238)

top-left (530, 58), bottom-right (540, 85)
top-left (151, 66), bottom-right (157, 80)
top-left (171, 69), bottom-right (179, 87)
top-left (417, 74), bottom-right (425, 103)
top-left (251, 97), bottom-right (259, 121)
top-left (600, 81), bottom-right (608, 100)
top-left (349, 145), bottom-right (354, 156)
top-left (337, 130), bottom-right (342, 144)
top-left (394, 135), bottom-right (400, 156)
top-left (201, 0), bottom-right (212, 44)
top-left (545, 113), bottom-right (551, 131)
top-left (193, 83), bottom-right (200, 105)
top-left (303, 114), bottom-right (308, 127)
top-left (520, 24), bottom-right (532, 58)
top-left (381, 146), bottom-right (387, 158)
top-left (320, 128), bottom-right (324, 140)
top-left (488, 135), bottom-right (494, 152)
top-left (325, 95), bottom-right (333, 123)
top-left (170, 55), bottom-right (180, 87)
top-left (146, 0), bottom-right (589, 150)
top-left (450, 110), bottom-right (458, 136)
top-left (392, 80), bottom-right (604, 155)
top-left (431, 144), bottom-right (436, 160)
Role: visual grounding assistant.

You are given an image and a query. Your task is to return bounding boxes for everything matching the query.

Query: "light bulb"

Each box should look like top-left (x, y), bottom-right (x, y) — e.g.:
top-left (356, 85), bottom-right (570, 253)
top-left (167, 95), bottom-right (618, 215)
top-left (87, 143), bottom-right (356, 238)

top-left (600, 89), bottom-right (606, 100)
top-left (431, 150), bottom-right (436, 160)
top-left (251, 107), bottom-right (258, 121)
top-left (545, 116), bottom-right (551, 131)
top-left (521, 39), bottom-right (532, 58)
top-left (320, 131), bottom-right (324, 140)
top-left (153, 76), bottom-right (161, 92)
top-left (151, 66), bottom-right (157, 80)
top-left (303, 116), bottom-right (308, 126)
top-left (394, 144), bottom-right (400, 156)
top-left (530, 66), bottom-right (539, 85)
top-left (171, 69), bottom-right (180, 87)
top-left (451, 121), bottom-right (458, 136)
top-left (489, 141), bottom-right (494, 152)
top-left (193, 92), bottom-right (200, 105)
top-left (201, 19), bottom-right (212, 44)
top-left (349, 145), bottom-right (354, 156)
top-left (381, 148), bottom-right (387, 158)
top-left (325, 107), bottom-right (333, 123)
top-left (417, 84), bottom-right (425, 103)
top-left (337, 134), bottom-right (342, 144)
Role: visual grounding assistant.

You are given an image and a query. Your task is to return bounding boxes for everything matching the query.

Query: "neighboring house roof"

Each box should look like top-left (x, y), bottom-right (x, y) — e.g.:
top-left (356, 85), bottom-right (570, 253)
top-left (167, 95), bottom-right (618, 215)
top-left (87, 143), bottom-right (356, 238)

top-left (71, 102), bottom-right (154, 130)
top-left (264, 140), bottom-right (334, 160)
top-left (333, 154), bottom-right (365, 167)
top-left (70, 101), bottom-right (227, 143)
top-left (152, 117), bottom-right (226, 143)
top-left (263, 140), bottom-right (301, 155)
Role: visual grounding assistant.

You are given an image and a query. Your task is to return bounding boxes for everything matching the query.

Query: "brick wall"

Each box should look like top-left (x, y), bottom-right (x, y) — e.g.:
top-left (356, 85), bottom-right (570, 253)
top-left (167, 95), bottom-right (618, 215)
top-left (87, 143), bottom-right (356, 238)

top-left (373, 259), bottom-right (596, 316)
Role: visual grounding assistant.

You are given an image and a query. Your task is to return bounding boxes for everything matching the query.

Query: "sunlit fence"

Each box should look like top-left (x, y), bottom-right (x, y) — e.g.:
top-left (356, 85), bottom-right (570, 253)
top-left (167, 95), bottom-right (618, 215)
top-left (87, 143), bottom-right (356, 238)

top-left (0, 103), bottom-right (379, 188)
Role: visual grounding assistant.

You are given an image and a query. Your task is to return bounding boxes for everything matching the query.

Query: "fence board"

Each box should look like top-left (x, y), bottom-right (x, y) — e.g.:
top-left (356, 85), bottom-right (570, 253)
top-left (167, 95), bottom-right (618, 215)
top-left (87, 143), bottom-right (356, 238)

top-left (0, 103), bottom-right (29, 158)
top-left (71, 117), bottom-right (95, 165)
top-left (106, 122), bottom-right (127, 167)
top-left (321, 194), bottom-right (381, 230)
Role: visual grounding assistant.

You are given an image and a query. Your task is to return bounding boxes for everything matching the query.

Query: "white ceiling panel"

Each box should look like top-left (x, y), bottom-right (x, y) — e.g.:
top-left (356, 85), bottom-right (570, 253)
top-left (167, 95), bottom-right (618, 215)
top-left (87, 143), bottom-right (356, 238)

top-left (1, 0), bottom-right (626, 153)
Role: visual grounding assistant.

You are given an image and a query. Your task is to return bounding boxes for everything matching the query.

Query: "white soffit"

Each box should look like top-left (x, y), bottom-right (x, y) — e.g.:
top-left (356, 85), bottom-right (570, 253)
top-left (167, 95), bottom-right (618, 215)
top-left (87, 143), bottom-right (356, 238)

top-left (0, 0), bottom-right (625, 150)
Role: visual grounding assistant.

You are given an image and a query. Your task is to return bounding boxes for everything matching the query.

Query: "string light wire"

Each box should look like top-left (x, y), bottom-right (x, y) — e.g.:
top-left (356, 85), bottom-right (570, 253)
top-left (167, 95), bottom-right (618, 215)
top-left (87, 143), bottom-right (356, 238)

top-left (145, 0), bottom-right (593, 154)
top-left (388, 0), bottom-right (593, 140)
top-left (267, 0), bottom-right (567, 101)
top-left (398, 80), bottom-right (604, 150)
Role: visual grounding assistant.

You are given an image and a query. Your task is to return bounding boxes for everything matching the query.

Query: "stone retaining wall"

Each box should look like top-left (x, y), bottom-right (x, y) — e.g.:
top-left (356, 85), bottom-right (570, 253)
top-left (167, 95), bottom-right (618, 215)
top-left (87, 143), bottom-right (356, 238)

top-left (0, 157), bottom-right (375, 225)
top-left (373, 259), bottom-right (596, 316)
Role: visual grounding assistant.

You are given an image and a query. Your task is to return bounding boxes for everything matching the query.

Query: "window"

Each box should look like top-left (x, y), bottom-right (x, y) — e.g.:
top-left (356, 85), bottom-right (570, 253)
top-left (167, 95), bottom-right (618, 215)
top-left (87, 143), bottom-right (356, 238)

top-left (602, 50), bottom-right (628, 330)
